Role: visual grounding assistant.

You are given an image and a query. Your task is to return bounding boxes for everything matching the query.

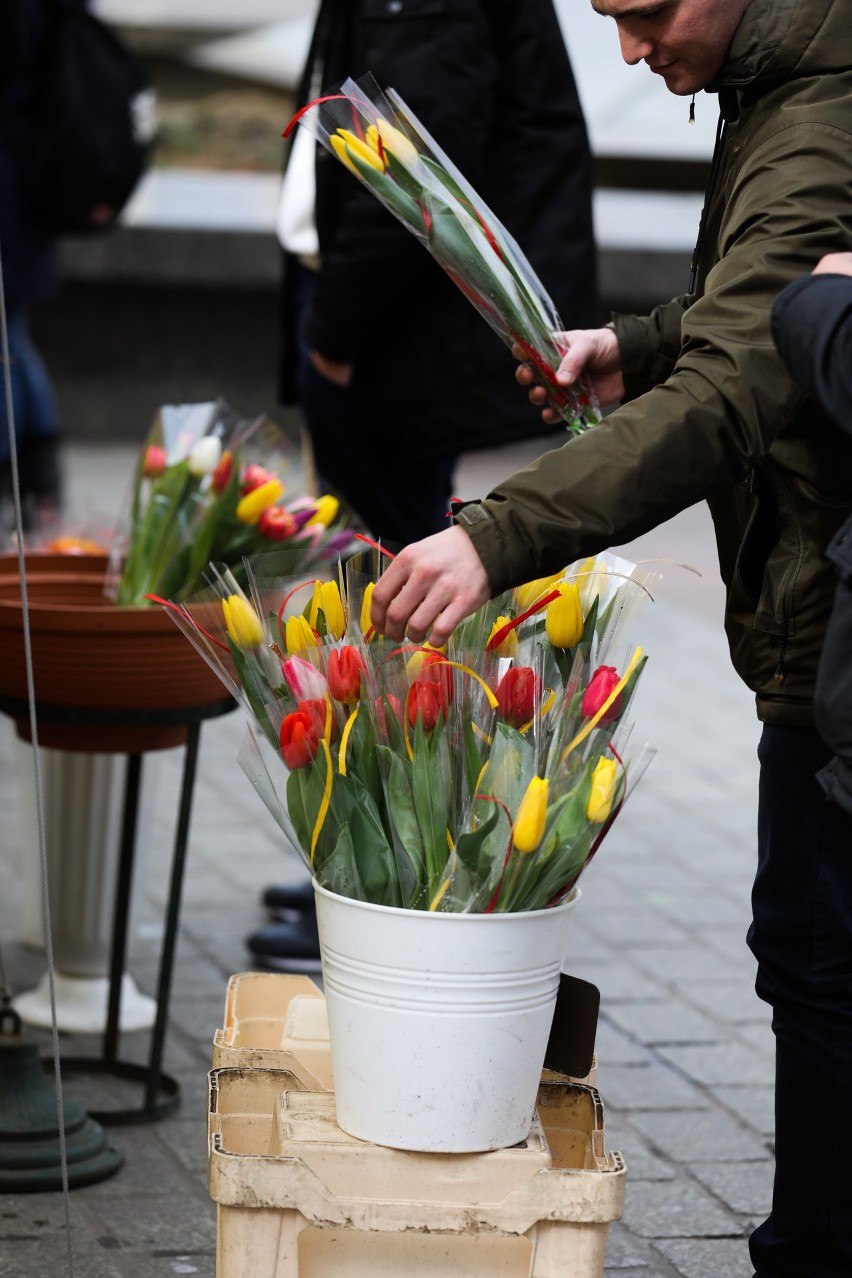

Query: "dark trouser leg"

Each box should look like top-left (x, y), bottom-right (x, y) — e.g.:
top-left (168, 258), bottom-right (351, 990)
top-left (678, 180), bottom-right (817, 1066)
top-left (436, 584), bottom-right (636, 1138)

top-left (0, 312), bottom-right (62, 531)
top-left (748, 724), bottom-right (852, 1277)
top-left (295, 267), bottom-right (454, 546)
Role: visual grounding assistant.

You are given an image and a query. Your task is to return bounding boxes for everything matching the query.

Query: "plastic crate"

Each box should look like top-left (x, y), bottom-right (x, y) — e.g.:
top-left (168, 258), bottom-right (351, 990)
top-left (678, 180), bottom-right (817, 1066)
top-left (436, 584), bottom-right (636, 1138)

top-left (211, 972), bottom-right (333, 1089)
top-left (207, 1067), bottom-right (624, 1278)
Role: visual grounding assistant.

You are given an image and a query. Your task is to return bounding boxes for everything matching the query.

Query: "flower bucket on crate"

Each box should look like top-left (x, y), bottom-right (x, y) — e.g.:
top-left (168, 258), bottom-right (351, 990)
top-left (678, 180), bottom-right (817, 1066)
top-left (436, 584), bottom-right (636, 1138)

top-left (313, 879), bottom-right (579, 1153)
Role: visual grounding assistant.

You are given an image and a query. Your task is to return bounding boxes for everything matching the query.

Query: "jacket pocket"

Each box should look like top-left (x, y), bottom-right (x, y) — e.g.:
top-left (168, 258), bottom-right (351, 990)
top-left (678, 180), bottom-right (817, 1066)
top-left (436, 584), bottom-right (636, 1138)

top-left (363, 0), bottom-right (447, 17)
top-left (734, 467), bottom-right (803, 637)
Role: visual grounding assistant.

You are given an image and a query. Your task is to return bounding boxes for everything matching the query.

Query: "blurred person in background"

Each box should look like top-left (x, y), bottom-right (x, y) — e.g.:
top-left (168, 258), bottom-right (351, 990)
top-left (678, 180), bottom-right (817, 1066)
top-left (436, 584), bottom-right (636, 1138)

top-left (255, 0), bottom-right (598, 969)
top-left (0, 0), bottom-right (69, 536)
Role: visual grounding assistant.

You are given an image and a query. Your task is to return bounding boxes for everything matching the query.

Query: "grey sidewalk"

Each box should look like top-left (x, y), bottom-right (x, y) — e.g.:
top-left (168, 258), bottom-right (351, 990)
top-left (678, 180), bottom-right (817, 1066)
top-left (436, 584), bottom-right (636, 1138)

top-left (0, 437), bottom-right (768, 1278)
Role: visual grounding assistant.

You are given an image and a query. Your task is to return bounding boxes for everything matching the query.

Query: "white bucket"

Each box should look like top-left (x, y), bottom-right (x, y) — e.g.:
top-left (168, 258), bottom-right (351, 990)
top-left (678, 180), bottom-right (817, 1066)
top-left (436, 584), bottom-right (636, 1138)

top-left (313, 880), bottom-right (579, 1153)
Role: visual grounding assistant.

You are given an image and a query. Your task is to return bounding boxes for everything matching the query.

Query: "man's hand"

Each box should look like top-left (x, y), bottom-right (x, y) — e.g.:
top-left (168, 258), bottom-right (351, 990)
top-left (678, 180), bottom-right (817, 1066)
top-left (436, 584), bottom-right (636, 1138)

top-left (514, 327), bottom-right (625, 425)
top-left (812, 251), bottom-right (852, 279)
top-left (309, 349), bottom-right (354, 386)
top-left (369, 525), bottom-right (491, 648)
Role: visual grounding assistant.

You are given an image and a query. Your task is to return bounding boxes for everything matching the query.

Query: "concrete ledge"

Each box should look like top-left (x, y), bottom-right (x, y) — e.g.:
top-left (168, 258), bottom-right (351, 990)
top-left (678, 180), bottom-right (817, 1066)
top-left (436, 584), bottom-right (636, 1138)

top-left (58, 168), bottom-right (702, 308)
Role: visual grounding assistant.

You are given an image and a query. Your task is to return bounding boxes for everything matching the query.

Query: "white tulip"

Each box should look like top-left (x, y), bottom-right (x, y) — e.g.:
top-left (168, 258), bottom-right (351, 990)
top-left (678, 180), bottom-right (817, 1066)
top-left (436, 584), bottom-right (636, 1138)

top-left (188, 435), bottom-right (222, 476)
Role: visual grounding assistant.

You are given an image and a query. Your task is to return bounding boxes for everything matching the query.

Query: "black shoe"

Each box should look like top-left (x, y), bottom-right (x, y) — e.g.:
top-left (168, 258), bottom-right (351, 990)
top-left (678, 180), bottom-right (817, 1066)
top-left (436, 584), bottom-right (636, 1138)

top-left (261, 880), bottom-right (316, 922)
top-left (246, 915), bottom-right (321, 973)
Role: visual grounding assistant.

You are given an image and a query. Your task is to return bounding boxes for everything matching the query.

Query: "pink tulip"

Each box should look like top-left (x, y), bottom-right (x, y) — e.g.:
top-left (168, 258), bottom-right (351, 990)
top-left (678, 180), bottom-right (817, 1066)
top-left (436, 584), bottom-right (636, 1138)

top-left (281, 655), bottom-right (327, 701)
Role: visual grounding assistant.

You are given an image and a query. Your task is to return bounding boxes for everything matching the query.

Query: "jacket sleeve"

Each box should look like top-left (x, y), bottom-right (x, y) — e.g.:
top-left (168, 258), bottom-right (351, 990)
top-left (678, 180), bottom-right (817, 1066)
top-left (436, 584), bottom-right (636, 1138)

top-left (614, 294), bottom-right (690, 400)
top-left (771, 274), bottom-right (852, 435)
top-left (455, 123), bottom-right (851, 592)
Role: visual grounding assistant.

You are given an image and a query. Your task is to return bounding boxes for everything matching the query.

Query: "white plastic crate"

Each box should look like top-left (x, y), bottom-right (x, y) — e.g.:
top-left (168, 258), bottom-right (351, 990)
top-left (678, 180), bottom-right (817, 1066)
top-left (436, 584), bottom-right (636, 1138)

top-left (208, 1067), bottom-right (624, 1278)
top-left (211, 972), bottom-right (333, 1088)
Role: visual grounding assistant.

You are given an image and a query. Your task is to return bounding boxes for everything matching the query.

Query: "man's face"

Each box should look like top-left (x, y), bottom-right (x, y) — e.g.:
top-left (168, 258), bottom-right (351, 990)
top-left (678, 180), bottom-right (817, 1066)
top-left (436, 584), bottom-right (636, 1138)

top-left (591, 0), bottom-right (751, 96)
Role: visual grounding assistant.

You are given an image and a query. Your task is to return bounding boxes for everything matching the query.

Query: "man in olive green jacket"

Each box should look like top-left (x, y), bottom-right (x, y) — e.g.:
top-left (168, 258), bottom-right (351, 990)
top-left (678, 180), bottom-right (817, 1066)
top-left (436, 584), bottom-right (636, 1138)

top-left (372, 2), bottom-right (852, 1274)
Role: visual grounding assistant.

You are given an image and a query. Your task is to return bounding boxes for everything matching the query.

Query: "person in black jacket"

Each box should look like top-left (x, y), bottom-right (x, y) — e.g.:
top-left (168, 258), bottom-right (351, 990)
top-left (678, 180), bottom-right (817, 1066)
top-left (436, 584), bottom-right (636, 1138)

top-left (255, 0), bottom-right (597, 970)
top-left (0, 0), bottom-right (68, 535)
top-left (771, 251), bottom-right (852, 817)
top-left (277, 0), bottom-right (597, 548)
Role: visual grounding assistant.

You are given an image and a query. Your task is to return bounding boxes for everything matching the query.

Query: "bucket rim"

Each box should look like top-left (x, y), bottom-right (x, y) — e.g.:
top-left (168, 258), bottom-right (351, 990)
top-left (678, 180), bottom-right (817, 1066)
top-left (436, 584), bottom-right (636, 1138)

top-left (313, 880), bottom-right (580, 922)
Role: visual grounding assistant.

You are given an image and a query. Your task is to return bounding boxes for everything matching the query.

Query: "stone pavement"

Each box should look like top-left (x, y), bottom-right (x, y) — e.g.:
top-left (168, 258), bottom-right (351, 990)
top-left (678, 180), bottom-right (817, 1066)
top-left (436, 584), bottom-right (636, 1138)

top-left (0, 437), bottom-right (769, 1278)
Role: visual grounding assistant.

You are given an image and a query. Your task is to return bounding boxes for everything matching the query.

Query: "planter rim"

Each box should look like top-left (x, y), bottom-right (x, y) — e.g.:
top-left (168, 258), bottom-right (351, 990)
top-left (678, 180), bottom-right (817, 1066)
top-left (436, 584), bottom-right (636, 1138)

top-left (0, 575), bottom-right (198, 634)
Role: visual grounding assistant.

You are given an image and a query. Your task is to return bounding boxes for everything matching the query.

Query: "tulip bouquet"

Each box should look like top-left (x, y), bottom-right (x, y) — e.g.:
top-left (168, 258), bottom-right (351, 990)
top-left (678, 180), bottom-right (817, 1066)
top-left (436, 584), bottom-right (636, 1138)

top-left (108, 399), bottom-right (355, 607)
top-left (157, 542), bottom-right (655, 913)
top-left (284, 75), bottom-right (600, 434)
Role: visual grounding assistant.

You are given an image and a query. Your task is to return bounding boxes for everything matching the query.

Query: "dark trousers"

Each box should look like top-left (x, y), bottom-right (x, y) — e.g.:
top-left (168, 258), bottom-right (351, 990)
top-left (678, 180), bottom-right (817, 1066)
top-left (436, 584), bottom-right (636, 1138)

top-left (295, 267), bottom-right (455, 546)
top-left (748, 724), bottom-right (852, 1277)
top-left (0, 311), bottom-right (62, 531)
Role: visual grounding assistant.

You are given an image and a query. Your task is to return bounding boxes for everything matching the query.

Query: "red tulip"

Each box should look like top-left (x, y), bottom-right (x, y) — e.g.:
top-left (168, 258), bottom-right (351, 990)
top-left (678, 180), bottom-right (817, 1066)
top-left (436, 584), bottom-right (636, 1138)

top-left (327, 645), bottom-right (366, 704)
top-left (297, 698), bottom-right (337, 744)
top-left (241, 463), bottom-right (276, 494)
top-left (420, 652), bottom-right (454, 699)
top-left (581, 665), bottom-right (622, 722)
top-left (407, 656), bottom-right (453, 730)
top-left (495, 666), bottom-right (541, 729)
top-left (258, 505), bottom-right (297, 540)
top-left (407, 679), bottom-right (446, 731)
top-left (211, 449), bottom-right (234, 493)
top-left (373, 693), bottom-right (403, 735)
top-left (280, 707), bottom-right (321, 769)
top-left (143, 445), bottom-right (167, 478)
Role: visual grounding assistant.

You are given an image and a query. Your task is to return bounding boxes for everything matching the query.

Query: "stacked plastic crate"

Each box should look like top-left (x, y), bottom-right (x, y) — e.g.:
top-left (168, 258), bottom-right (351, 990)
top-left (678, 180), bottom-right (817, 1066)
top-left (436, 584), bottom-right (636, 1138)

top-left (207, 972), bottom-right (625, 1278)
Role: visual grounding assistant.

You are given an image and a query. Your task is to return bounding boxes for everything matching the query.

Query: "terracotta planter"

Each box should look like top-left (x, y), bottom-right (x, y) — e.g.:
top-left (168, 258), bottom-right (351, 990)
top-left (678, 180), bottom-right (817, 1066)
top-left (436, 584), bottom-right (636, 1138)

top-left (0, 554), bottom-right (232, 751)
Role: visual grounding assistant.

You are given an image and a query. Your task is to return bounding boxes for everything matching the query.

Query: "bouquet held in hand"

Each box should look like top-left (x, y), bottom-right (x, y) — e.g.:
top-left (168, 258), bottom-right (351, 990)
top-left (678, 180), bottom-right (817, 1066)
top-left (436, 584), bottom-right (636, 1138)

top-left (285, 75), bottom-right (599, 434)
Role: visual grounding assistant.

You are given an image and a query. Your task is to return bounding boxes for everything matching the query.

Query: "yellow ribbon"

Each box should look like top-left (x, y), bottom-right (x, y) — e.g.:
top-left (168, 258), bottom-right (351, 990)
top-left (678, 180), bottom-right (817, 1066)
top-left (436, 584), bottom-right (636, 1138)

top-left (443, 658), bottom-right (499, 708)
top-left (309, 738), bottom-right (334, 864)
top-left (429, 870), bottom-right (453, 912)
top-left (338, 707), bottom-right (359, 776)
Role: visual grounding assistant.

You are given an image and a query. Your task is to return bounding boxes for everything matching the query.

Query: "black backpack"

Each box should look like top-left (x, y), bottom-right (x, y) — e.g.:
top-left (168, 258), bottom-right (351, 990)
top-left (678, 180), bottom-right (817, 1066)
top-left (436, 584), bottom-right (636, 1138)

top-left (25, 0), bottom-right (157, 235)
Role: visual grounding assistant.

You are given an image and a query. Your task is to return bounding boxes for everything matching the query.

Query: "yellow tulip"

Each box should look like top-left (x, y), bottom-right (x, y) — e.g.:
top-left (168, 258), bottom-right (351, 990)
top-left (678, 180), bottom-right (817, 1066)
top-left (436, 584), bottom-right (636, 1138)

top-left (586, 757), bottom-right (618, 824)
top-left (222, 595), bottom-right (264, 649)
top-left (304, 494), bottom-right (339, 528)
top-left (330, 134), bottom-right (360, 176)
top-left (486, 615), bottom-right (518, 658)
top-left (513, 777), bottom-right (549, 853)
top-left (515, 571), bottom-right (565, 612)
top-left (333, 128), bottom-right (385, 174)
top-left (284, 614), bottom-right (317, 654)
top-left (236, 478), bottom-right (285, 525)
top-left (309, 580), bottom-right (345, 639)
top-left (374, 117), bottom-right (422, 169)
top-left (360, 582), bottom-right (379, 635)
top-left (545, 582), bottom-right (583, 649)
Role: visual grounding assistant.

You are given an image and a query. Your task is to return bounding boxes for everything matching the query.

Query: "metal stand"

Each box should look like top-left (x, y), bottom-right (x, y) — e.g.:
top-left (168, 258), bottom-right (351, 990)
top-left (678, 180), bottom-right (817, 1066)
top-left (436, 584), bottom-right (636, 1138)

top-left (1, 694), bottom-right (235, 1125)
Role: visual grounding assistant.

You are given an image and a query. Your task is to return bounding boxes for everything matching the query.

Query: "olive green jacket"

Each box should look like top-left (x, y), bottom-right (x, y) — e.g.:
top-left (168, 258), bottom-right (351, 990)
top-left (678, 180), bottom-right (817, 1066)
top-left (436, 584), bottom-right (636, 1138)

top-left (455, 0), bottom-right (852, 727)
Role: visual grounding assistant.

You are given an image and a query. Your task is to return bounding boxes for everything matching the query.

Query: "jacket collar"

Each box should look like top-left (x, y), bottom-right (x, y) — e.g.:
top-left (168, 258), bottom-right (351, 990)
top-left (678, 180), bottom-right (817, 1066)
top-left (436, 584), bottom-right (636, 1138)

top-left (706, 0), bottom-right (832, 114)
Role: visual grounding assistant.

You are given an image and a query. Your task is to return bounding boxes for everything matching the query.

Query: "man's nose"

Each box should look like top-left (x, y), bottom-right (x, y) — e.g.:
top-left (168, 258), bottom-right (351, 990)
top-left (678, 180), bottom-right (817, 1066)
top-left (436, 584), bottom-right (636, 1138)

top-left (617, 26), bottom-right (655, 65)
